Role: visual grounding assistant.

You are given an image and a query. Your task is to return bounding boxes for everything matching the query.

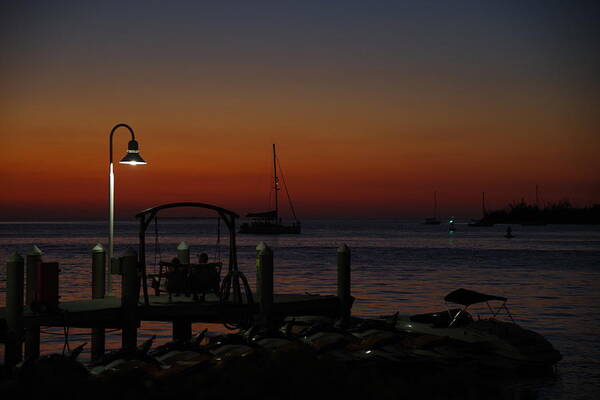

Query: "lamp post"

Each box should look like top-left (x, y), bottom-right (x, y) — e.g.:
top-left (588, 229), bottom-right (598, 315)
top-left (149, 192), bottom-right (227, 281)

top-left (108, 123), bottom-right (147, 296)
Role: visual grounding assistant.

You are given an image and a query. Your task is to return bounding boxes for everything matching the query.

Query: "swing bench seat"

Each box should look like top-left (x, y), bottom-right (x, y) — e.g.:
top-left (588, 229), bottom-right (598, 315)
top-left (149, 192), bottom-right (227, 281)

top-left (150, 261), bottom-right (223, 301)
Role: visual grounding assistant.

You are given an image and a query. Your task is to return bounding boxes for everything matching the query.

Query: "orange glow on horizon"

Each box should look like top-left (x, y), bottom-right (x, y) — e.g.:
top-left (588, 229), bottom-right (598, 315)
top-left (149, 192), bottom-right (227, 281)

top-left (1, 121), bottom-right (598, 219)
top-left (1, 3), bottom-right (599, 219)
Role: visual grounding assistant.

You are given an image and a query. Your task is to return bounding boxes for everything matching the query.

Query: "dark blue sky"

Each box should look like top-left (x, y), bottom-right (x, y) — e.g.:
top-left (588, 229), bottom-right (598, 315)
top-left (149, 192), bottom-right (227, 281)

top-left (1, 1), bottom-right (599, 217)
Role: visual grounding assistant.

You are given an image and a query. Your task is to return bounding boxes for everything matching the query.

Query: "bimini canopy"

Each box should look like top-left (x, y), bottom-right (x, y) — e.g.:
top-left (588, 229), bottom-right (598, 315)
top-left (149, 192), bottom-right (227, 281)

top-left (246, 210), bottom-right (277, 218)
top-left (444, 288), bottom-right (507, 307)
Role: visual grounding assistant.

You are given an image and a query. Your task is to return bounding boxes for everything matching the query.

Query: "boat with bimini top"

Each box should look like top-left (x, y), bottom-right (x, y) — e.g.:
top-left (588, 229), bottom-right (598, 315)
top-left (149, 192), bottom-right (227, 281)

top-left (395, 288), bottom-right (562, 373)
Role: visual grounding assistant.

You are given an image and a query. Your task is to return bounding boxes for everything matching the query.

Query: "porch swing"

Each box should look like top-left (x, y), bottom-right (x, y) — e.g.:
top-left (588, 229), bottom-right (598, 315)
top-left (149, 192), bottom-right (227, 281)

top-left (148, 214), bottom-right (224, 301)
top-left (136, 202), bottom-right (254, 308)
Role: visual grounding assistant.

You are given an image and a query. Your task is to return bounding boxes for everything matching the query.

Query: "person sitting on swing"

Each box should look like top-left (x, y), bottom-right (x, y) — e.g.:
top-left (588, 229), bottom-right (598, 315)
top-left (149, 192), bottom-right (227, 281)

top-left (197, 252), bottom-right (209, 264)
top-left (166, 256), bottom-right (186, 300)
top-left (190, 252), bottom-right (218, 302)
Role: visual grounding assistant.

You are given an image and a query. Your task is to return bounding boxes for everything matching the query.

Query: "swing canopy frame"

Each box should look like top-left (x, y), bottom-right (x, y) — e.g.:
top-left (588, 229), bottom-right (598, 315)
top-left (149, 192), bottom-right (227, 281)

top-left (135, 202), bottom-right (241, 306)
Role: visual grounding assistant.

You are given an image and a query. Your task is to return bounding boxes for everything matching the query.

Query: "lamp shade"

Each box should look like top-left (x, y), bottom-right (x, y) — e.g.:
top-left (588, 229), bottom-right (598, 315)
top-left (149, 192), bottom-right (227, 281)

top-left (119, 139), bottom-right (147, 165)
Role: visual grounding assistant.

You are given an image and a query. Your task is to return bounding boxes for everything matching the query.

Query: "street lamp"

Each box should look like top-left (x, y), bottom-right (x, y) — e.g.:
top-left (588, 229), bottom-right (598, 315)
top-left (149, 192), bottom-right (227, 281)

top-left (108, 123), bottom-right (147, 296)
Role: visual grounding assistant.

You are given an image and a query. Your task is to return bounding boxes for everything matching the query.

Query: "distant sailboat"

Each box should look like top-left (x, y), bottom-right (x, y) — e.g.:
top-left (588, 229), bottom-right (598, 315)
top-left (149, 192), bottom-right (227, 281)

top-left (425, 191), bottom-right (441, 225)
top-left (504, 226), bottom-right (514, 238)
top-left (239, 144), bottom-right (301, 234)
top-left (469, 192), bottom-right (494, 227)
top-left (521, 184), bottom-right (547, 225)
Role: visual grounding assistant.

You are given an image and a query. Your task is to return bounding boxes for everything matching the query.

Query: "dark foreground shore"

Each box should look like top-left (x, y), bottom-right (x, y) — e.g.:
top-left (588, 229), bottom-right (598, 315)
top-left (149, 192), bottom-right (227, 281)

top-left (1, 315), bottom-right (557, 400)
top-left (1, 351), bottom-right (548, 400)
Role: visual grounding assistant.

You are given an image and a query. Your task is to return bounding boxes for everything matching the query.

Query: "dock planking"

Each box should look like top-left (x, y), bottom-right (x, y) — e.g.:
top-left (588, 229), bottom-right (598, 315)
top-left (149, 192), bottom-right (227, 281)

top-left (0, 293), bottom-right (341, 334)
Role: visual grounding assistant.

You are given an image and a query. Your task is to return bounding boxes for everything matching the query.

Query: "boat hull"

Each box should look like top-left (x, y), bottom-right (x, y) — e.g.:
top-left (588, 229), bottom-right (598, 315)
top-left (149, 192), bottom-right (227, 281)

top-left (239, 222), bottom-right (301, 234)
top-left (468, 221), bottom-right (494, 227)
top-left (396, 313), bottom-right (561, 373)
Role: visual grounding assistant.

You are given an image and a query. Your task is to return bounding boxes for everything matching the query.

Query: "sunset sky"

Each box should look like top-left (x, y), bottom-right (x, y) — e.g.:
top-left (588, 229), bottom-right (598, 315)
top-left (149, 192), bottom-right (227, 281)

top-left (1, 1), bottom-right (599, 219)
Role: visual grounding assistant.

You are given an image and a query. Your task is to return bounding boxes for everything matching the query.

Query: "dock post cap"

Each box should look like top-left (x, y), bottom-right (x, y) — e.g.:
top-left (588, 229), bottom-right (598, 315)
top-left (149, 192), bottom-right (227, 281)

top-left (28, 245), bottom-right (43, 256)
top-left (122, 247), bottom-right (137, 257)
top-left (92, 243), bottom-right (105, 253)
top-left (256, 242), bottom-right (272, 255)
top-left (256, 242), bottom-right (269, 252)
top-left (8, 252), bottom-right (24, 262)
top-left (177, 241), bottom-right (189, 250)
top-left (337, 244), bottom-right (350, 253)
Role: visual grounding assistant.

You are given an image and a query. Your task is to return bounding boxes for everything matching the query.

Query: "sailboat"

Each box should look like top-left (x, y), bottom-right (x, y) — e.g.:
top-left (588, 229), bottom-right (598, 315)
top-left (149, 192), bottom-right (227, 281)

top-left (468, 192), bottom-right (494, 227)
top-left (521, 184), bottom-right (547, 225)
top-left (424, 191), bottom-right (441, 225)
top-left (239, 144), bottom-right (301, 234)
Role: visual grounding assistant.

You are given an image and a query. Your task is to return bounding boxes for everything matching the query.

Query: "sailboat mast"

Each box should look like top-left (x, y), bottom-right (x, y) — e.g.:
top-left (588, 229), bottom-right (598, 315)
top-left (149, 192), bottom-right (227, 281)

top-left (273, 144), bottom-right (279, 219)
top-left (482, 192), bottom-right (486, 216)
top-left (434, 191), bottom-right (438, 218)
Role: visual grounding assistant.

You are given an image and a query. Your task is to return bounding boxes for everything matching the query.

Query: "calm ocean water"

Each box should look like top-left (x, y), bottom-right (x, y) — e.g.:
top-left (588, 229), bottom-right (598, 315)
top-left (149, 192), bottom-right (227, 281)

top-left (1, 219), bottom-right (599, 399)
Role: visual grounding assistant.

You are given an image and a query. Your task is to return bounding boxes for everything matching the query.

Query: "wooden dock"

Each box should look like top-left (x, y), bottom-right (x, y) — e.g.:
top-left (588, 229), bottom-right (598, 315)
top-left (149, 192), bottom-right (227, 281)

top-left (1, 243), bottom-right (353, 367)
top-left (0, 293), bottom-right (341, 331)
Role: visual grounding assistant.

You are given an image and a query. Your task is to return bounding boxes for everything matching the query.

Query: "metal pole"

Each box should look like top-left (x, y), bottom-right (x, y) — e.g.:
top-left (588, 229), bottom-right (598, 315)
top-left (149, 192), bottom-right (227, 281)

top-left (273, 144), bottom-right (278, 219)
top-left (108, 161), bottom-right (114, 295)
top-left (108, 123), bottom-right (137, 297)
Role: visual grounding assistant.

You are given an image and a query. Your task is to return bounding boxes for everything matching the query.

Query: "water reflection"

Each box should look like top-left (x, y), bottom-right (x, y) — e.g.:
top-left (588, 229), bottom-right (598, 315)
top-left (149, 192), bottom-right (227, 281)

top-left (1, 220), bottom-right (599, 399)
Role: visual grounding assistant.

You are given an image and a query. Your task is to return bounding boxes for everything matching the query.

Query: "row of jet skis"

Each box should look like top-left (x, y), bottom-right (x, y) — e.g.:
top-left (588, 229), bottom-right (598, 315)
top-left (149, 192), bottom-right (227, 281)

top-left (7, 289), bottom-right (562, 396)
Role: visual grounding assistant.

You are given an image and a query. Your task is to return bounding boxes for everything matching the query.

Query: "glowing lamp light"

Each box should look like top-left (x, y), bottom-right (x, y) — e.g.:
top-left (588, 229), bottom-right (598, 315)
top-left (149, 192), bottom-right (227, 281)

top-left (119, 140), bottom-right (147, 165)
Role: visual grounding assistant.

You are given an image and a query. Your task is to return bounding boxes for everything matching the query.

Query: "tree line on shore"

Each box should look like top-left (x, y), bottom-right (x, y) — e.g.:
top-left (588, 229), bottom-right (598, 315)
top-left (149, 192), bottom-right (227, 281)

top-left (479, 200), bottom-right (600, 225)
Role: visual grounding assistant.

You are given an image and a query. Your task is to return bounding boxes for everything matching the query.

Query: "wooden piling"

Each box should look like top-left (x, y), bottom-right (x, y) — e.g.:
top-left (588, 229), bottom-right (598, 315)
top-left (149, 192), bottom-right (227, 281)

top-left (121, 248), bottom-right (139, 350)
top-left (25, 245), bottom-right (42, 305)
top-left (172, 321), bottom-right (192, 342)
top-left (256, 242), bottom-right (274, 326)
top-left (255, 242), bottom-right (265, 300)
top-left (25, 245), bottom-right (42, 359)
top-left (337, 244), bottom-right (351, 322)
top-left (110, 256), bottom-right (121, 275)
top-left (5, 253), bottom-right (24, 367)
top-left (177, 241), bottom-right (190, 264)
top-left (91, 243), bottom-right (106, 361)
top-left (172, 241), bottom-right (192, 340)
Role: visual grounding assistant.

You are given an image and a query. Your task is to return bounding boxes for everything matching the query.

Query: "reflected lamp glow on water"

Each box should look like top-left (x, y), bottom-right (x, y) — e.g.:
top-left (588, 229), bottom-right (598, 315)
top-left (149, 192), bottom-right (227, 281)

top-left (1, 219), bottom-right (599, 399)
